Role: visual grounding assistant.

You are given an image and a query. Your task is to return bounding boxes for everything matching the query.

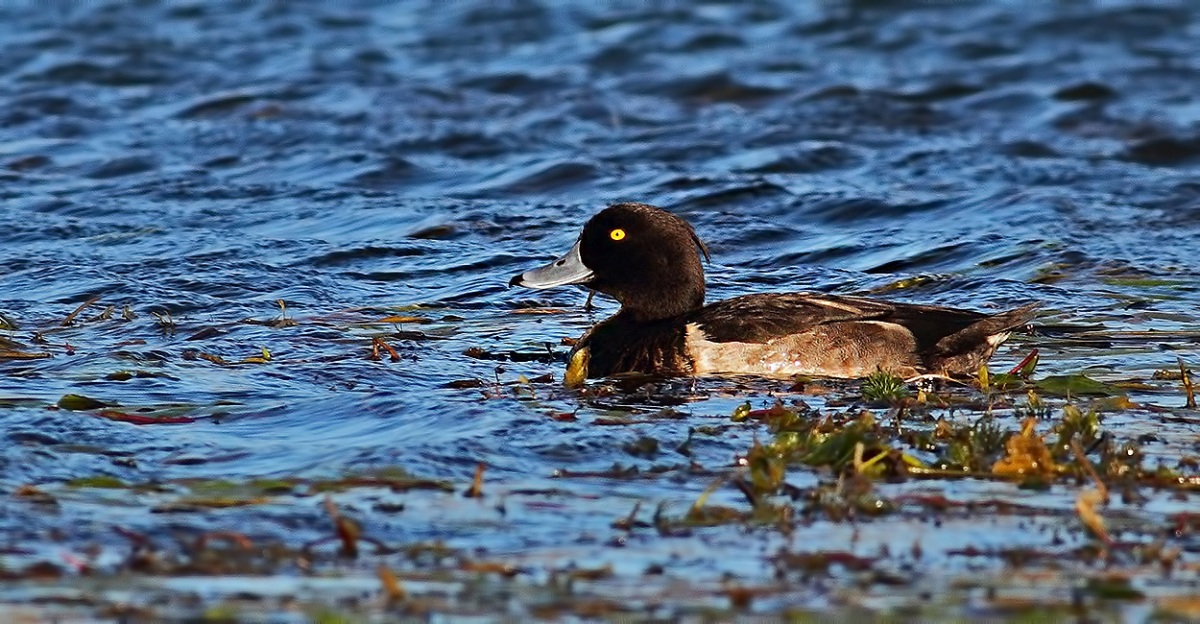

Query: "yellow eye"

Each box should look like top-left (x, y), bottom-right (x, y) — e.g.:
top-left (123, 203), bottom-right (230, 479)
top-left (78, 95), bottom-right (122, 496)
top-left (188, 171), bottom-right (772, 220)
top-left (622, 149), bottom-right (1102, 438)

top-left (610, 228), bottom-right (626, 241)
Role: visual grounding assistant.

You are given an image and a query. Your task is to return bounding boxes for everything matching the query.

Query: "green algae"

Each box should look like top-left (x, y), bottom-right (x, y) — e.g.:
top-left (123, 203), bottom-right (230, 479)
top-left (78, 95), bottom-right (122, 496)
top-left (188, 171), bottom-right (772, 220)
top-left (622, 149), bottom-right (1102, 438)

top-left (65, 476), bottom-right (127, 488)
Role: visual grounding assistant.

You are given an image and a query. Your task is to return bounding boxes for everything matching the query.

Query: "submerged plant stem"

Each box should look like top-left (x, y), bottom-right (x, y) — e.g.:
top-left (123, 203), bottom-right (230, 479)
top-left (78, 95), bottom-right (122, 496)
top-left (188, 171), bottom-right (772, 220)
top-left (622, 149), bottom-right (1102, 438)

top-left (1180, 358), bottom-right (1196, 409)
top-left (61, 294), bottom-right (101, 326)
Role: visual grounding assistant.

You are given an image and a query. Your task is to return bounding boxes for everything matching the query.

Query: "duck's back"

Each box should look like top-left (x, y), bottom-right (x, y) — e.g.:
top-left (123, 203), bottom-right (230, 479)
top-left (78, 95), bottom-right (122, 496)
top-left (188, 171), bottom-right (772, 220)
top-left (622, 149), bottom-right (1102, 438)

top-left (684, 293), bottom-right (1037, 378)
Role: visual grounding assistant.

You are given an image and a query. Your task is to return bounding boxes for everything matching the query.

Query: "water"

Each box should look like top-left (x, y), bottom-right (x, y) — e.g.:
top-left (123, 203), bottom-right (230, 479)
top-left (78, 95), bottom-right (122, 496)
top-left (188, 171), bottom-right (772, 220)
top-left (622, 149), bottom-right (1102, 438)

top-left (1, 1), bottom-right (1198, 619)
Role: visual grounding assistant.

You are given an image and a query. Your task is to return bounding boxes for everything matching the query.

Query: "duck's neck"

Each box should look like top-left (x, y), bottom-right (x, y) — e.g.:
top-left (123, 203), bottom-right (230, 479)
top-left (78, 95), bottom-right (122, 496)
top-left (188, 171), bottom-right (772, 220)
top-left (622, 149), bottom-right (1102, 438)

top-left (612, 283), bottom-right (705, 323)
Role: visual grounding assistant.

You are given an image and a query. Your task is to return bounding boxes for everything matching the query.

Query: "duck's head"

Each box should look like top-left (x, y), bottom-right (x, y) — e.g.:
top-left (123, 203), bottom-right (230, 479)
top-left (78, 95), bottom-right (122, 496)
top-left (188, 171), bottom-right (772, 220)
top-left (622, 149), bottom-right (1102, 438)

top-left (510, 203), bottom-right (710, 321)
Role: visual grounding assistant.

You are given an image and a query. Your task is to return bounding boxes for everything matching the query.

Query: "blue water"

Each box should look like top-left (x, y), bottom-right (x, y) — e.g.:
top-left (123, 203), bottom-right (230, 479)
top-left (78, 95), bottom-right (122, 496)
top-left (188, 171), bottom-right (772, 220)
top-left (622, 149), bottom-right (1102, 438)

top-left (1, 1), bottom-right (1198, 617)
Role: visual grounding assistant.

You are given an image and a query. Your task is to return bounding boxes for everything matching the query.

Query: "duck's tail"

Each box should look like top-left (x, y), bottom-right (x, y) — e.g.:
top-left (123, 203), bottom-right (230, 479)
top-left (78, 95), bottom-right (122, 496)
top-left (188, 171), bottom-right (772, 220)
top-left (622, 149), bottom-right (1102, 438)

top-left (928, 302), bottom-right (1040, 376)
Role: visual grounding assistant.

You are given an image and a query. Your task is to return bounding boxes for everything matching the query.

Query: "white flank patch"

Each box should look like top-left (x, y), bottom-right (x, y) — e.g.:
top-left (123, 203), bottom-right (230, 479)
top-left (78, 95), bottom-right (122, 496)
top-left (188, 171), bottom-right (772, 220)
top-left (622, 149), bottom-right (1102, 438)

top-left (684, 322), bottom-right (918, 379)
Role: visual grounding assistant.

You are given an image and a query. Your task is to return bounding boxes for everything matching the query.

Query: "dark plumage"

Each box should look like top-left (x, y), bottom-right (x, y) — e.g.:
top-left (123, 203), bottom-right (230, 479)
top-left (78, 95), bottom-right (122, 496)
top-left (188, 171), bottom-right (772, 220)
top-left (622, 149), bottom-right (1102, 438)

top-left (510, 203), bottom-right (1038, 380)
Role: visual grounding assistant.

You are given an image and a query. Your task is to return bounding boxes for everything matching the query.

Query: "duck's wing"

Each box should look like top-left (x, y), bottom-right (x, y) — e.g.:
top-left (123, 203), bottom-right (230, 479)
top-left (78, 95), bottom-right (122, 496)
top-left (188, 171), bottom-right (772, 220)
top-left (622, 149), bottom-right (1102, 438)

top-left (690, 293), bottom-right (1038, 373)
top-left (688, 293), bottom-right (925, 344)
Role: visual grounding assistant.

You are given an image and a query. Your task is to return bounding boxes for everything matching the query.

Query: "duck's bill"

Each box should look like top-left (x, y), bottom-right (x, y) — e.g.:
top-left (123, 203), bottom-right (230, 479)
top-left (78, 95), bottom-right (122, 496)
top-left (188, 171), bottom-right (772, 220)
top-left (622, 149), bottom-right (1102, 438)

top-left (509, 240), bottom-right (594, 289)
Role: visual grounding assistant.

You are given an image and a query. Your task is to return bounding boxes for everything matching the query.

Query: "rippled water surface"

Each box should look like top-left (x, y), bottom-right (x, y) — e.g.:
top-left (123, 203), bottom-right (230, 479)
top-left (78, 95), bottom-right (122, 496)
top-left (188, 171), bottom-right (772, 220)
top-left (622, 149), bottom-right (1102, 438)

top-left (1, 1), bottom-right (1199, 619)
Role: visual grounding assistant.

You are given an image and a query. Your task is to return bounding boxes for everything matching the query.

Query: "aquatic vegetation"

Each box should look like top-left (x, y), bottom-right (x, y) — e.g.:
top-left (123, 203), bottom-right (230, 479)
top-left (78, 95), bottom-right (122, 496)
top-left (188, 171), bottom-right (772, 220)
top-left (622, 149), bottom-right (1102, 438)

top-left (1035, 373), bottom-right (1124, 397)
top-left (563, 347), bottom-right (589, 388)
top-left (2, 288), bottom-right (1196, 620)
top-left (861, 370), bottom-right (911, 403)
top-left (1181, 358), bottom-right (1196, 409)
top-left (65, 476), bottom-right (127, 488)
top-left (991, 417), bottom-right (1059, 479)
top-left (56, 393), bottom-right (112, 410)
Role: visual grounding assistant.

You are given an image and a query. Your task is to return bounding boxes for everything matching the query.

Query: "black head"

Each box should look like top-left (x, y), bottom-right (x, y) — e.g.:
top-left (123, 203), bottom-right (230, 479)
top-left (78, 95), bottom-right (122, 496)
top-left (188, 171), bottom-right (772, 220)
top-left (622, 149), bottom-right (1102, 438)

top-left (510, 203), bottom-right (710, 321)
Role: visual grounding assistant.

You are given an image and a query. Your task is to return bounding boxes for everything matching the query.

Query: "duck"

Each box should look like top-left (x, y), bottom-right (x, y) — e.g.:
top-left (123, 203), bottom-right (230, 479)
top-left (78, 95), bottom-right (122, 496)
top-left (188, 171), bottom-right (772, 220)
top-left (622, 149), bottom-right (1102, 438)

top-left (509, 202), bottom-right (1038, 382)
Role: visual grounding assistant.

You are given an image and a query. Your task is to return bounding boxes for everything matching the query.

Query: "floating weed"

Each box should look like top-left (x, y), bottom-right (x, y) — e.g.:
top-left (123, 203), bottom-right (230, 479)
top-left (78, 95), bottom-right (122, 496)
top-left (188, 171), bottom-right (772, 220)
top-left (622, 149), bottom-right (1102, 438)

top-left (683, 504), bottom-right (748, 527)
top-left (797, 412), bottom-right (883, 473)
top-left (1008, 348), bottom-right (1040, 378)
top-left (239, 300), bottom-right (299, 328)
top-left (105, 369), bottom-right (177, 381)
top-left (96, 409), bottom-right (197, 425)
top-left (153, 495), bottom-right (273, 512)
top-left (1030, 262), bottom-right (1071, 284)
top-left (249, 479), bottom-right (300, 493)
top-left (181, 478), bottom-right (296, 497)
top-left (3, 298), bottom-right (1198, 619)
top-left (798, 476), bottom-right (892, 521)
top-left (977, 363), bottom-right (990, 393)
top-left (731, 400), bottom-right (807, 429)
top-left (862, 370), bottom-right (910, 404)
top-left (1099, 276), bottom-right (1187, 288)
top-left (563, 347), bottom-right (589, 388)
top-left (322, 495), bottom-right (362, 558)
top-left (240, 347), bottom-right (272, 364)
top-left (57, 393), bottom-right (113, 410)
top-left (369, 336), bottom-right (400, 362)
top-left (194, 347), bottom-right (272, 366)
top-left (185, 326), bottom-right (222, 341)
top-left (868, 274), bottom-right (941, 293)
top-left (462, 346), bottom-right (560, 364)
top-left (1017, 389), bottom-right (1050, 418)
top-left (992, 418), bottom-right (1059, 480)
top-left (1090, 395), bottom-right (1139, 411)
top-left (150, 309), bottom-right (175, 334)
top-left (1071, 440), bottom-right (1113, 546)
top-left (464, 462), bottom-right (485, 498)
top-left (734, 401), bottom-right (774, 423)
top-left (1152, 368), bottom-right (1187, 380)
top-left (270, 299), bottom-right (297, 328)
top-left (14, 484), bottom-right (58, 506)
top-left (61, 294), bottom-right (101, 326)
top-left (731, 402), bottom-right (924, 481)
top-left (611, 501), bottom-right (648, 531)
top-left (54, 394), bottom-right (209, 424)
top-left (623, 436), bottom-right (659, 459)
top-left (309, 467), bottom-right (455, 494)
top-left (66, 476), bottom-right (127, 488)
top-left (1180, 358), bottom-right (1196, 409)
top-left (684, 477), bottom-right (748, 526)
top-left (83, 470), bottom-right (455, 503)
top-left (743, 439), bottom-right (786, 498)
top-left (936, 415), bottom-right (1008, 472)
top-left (197, 351), bottom-right (227, 365)
top-left (853, 442), bottom-right (892, 476)
top-left (772, 550), bottom-right (876, 576)
top-left (983, 371), bottom-right (1024, 392)
top-left (202, 604), bottom-right (242, 622)
top-left (1097, 439), bottom-right (1147, 481)
top-left (1036, 374), bottom-right (1124, 397)
top-left (1054, 403), bottom-right (1100, 459)
top-left (89, 304), bottom-right (115, 321)
top-left (0, 351), bottom-right (52, 360)
top-left (977, 359), bottom-right (1029, 393)
top-left (378, 565), bottom-right (407, 604)
top-left (307, 607), bottom-right (357, 624)
top-left (377, 314), bottom-right (433, 324)
top-left (1084, 576), bottom-right (1144, 600)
